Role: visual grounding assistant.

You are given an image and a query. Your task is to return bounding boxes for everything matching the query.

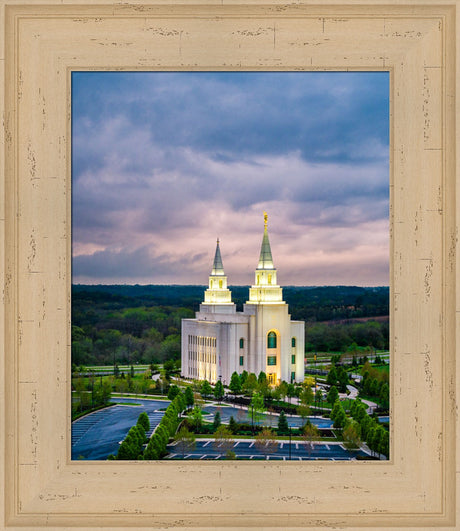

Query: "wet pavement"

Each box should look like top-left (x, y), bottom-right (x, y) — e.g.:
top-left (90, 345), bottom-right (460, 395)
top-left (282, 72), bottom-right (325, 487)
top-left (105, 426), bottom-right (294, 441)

top-left (71, 397), bottom-right (169, 460)
top-left (167, 439), bottom-right (369, 460)
top-left (72, 397), bottom-right (364, 461)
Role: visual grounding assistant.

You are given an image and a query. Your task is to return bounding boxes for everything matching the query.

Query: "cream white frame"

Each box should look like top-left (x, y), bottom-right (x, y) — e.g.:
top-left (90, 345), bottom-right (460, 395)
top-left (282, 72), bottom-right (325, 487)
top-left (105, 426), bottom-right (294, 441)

top-left (1, 1), bottom-right (458, 529)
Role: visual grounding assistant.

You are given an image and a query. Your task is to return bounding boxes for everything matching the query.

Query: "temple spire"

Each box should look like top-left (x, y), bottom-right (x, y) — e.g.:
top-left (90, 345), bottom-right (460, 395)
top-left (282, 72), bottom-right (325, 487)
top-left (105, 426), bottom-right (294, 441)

top-left (247, 212), bottom-right (284, 304)
top-left (257, 212), bottom-right (274, 270)
top-left (211, 238), bottom-right (225, 276)
top-left (203, 239), bottom-right (233, 306)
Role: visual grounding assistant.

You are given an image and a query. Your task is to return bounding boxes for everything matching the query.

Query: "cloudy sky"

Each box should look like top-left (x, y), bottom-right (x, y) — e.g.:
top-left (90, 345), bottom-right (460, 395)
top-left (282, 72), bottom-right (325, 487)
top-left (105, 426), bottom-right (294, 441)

top-left (72, 71), bottom-right (389, 286)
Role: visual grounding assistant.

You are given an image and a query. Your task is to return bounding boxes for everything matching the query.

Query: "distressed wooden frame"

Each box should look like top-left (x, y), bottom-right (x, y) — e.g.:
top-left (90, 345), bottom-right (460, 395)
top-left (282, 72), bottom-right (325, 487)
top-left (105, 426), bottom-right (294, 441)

top-left (0, 1), bottom-right (458, 529)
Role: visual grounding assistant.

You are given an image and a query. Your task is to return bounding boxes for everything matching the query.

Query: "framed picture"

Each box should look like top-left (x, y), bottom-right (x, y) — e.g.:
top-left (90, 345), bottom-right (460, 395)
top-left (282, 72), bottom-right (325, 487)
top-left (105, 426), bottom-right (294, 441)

top-left (1, 1), bottom-right (457, 529)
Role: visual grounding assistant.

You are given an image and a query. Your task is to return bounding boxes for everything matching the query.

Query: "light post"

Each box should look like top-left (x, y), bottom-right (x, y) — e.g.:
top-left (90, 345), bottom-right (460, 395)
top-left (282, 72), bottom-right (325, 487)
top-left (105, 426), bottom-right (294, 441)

top-left (91, 371), bottom-right (94, 408)
top-left (289, 426), bottom-right (292, 461)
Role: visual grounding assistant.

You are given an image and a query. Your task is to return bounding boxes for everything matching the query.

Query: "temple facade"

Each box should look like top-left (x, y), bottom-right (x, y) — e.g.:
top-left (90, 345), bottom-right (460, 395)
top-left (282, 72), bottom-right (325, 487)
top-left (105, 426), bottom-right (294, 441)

top-left (181, 214), bottom-right (305, 385)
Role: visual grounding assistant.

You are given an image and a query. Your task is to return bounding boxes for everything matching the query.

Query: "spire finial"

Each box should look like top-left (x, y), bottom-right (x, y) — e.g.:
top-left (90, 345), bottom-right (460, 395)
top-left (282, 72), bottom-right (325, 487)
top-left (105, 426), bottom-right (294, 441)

top-left (264, 211), bottom-right (268, 229)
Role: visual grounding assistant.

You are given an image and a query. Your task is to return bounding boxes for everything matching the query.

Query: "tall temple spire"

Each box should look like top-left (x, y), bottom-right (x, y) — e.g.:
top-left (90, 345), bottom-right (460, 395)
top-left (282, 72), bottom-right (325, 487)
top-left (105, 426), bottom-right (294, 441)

top-left (202, 239), bottom-right (233, 306)
top-left (247, 212), bottom-right (284, 304)
top-left (257, 211), bottom-right (275, 270)
top-left (211, 238), bottom-right (225, 276)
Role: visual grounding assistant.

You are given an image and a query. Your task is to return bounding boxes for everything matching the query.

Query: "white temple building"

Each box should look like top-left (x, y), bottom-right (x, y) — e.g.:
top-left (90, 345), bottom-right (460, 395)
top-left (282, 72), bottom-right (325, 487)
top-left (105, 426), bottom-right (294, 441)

top-left (181, 214), bottom-right (305, 386)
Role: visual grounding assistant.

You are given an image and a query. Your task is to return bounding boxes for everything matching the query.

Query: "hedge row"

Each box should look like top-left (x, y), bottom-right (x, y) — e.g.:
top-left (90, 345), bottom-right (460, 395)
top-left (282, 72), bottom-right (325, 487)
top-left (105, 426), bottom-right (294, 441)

top-left (350, 399), bottom-right (389, 457)
top-left (144, 393), bottom-right (186, 460)
top-left (115, 415), bottom-right (148, 460)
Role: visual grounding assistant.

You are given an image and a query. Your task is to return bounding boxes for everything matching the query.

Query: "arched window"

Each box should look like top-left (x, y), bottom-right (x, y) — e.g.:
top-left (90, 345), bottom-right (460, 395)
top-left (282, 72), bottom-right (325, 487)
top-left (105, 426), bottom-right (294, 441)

top-left (291, 337), bottom-right (296, 348)
top-left (268, 274), bottom-right (272, 284)
top-left (257, 274), bottom-right (260, 285)
top-left (239, 338), bottom-right (244, 349)
top-left (219, 279), bottom-right (223, 288)
top-left (267, 331), bottom-right (277, 349)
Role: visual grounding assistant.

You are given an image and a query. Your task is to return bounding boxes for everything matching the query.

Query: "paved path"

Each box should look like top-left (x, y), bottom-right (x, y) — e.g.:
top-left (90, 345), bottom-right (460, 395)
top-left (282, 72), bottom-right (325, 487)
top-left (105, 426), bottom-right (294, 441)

top-left (202, 403), bottom-right (334, 429)
top-left (71, 398), bottom-right (169, 460)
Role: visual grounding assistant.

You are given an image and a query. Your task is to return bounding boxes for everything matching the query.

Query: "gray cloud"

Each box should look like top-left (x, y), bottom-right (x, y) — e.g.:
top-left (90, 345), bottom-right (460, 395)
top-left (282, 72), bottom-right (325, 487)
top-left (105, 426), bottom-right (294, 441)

top-left (72, 72), bottom-right (389, 286)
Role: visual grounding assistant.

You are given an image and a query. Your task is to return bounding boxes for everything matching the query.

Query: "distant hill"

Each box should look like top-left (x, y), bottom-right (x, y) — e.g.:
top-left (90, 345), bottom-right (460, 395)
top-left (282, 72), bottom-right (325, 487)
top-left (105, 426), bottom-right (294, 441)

top-left (71, 284), bottom-right (389, 366)
top-left (72, 284), bottom-right (389, 323)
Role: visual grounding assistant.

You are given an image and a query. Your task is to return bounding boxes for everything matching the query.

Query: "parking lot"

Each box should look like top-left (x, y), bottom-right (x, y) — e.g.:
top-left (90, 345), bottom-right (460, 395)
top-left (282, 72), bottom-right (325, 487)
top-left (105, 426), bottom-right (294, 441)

top-left (72, 398), bottom-right (371, 461)
top-left (166, 439), bottom-right (369, 461)
top-left (72, 397), bottom-right (169, 460)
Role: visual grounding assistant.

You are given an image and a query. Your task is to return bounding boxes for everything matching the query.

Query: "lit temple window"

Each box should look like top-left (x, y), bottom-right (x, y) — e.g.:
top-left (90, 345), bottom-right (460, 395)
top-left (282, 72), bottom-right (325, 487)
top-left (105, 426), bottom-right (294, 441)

top-left (267, 331), bottom-right (277, 349)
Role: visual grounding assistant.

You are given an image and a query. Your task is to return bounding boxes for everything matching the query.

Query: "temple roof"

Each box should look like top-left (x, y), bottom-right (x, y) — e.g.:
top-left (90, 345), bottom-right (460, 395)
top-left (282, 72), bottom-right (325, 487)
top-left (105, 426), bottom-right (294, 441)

top-left (211, 239), bottom-right (225, 276)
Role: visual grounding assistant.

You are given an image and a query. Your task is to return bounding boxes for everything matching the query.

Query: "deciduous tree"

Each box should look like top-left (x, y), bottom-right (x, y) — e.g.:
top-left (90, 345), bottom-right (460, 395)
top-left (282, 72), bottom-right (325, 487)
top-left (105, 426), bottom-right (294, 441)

top-left (255, 428), bottom-right (278, 458)
top-left (174, 426), bottom-right (196, 458)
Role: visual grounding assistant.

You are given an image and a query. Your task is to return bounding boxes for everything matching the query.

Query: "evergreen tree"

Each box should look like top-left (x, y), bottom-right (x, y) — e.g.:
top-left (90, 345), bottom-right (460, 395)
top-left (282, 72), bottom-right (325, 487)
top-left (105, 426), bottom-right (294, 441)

top-left (228, 415), bottom-right (238, 435)
top-left (379, 383), bottom-right (390, 409)
top-left (258, 371), bottom-right (267, 385)
top-left (214, 380), bottom-right (224, 402)
top-left (229, 372), bottom-right (242, 396)
top-left (327, 366), bottom-right (337, 386)
top-left (184, 386), bottom-right (194, 408)
top-left (213, 411), bottom-right (221, 431)
top-left (330, 399), bottom-right (341, 421)
top-left (286, 383), bottom-right (296, 403)
top-left (333, 407), bottom-right (348, 429)
top-left (200, 380), bottom-right (212, 399)
top-left (167, 384), bottom-right (180, 400)
top-left (277, 411), bottom-right (289, 435)
top-left (337, 366), bottom-right (349, 392)
top-left (327, 385), bottom-right (339, 405)
top-left (137, 411), bottom-right (150, 434)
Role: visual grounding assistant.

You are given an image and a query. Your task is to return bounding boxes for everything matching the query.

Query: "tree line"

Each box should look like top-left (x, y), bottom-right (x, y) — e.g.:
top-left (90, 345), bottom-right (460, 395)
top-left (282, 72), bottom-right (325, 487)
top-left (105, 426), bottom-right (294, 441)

top-left (305, 320), bottom-right (389, 353)
top-left (72, 285), bottom-right (389, 367)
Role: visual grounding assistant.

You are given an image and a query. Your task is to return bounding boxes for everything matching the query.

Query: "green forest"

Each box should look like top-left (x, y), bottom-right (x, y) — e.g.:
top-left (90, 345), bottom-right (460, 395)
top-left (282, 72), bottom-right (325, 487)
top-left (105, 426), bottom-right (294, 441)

top-left (72, 284), bottom-right (389, 367)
